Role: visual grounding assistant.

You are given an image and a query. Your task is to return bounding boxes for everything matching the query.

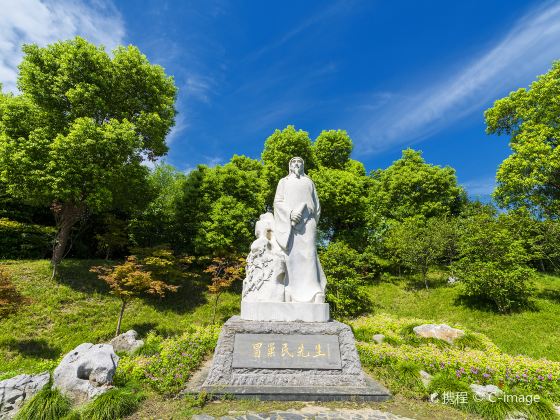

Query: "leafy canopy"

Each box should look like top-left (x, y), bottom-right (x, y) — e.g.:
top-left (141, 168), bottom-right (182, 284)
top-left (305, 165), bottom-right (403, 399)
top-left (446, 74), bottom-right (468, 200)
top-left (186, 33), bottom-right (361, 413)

top-left (485, 61), bottom-right (560, 218)
top-left (0, 36), bottom-right (177, 211)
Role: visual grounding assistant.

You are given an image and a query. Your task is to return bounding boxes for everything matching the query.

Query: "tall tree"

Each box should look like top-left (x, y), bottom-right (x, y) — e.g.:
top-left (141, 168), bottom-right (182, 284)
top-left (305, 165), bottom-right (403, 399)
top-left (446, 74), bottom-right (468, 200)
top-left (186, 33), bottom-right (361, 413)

top-left (369, 149), bottom-right (466, 221)
top-left (485, 61), bottom-right (560, 219)
top-left (0, 37), bottom-right (177, 274)
top-left (261, 125), bottom-right (316, 206)
top-left (313, 129), bottom-right (353, 170)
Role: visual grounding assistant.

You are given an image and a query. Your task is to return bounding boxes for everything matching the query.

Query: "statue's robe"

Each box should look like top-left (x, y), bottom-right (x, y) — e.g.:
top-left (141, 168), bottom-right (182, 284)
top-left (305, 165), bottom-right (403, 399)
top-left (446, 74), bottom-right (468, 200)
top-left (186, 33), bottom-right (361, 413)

top-left (273, 174), bottom-right (326, 303)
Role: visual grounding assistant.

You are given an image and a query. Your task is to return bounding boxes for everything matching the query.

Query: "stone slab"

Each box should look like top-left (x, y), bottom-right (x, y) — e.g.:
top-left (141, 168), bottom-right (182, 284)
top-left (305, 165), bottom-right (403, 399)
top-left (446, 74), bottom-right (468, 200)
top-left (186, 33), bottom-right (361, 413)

top-left (232, 334), bottom-right (341, 369)
top-left (241, 302), bottom-right (330, 322)
top-left (201, 375), bottom-right (391, 402)
top-left (199, 316), bottom-right (391, 402)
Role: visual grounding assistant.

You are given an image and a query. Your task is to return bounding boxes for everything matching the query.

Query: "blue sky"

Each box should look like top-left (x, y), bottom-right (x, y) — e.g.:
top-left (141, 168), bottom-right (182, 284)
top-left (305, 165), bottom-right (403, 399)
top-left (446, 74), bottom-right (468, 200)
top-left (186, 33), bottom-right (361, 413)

top-left (2, 1), bottom-right (560, 200)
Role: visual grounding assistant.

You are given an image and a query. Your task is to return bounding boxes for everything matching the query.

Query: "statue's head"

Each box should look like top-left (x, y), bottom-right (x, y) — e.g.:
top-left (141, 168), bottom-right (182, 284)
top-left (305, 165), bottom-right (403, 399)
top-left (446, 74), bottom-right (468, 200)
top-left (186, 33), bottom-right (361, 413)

top-left (288, 157), bottom-right (305, 177)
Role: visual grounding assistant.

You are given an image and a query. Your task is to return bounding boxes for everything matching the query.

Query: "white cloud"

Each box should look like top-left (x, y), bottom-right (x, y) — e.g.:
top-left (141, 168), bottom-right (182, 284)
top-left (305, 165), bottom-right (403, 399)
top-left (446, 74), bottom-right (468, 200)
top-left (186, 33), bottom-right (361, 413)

top-left (462, 176), bottom-right (496, 197)
top-left (0, 0), bottom-right (125, 93)
top-left (355, 2), bottom-right (560, 155)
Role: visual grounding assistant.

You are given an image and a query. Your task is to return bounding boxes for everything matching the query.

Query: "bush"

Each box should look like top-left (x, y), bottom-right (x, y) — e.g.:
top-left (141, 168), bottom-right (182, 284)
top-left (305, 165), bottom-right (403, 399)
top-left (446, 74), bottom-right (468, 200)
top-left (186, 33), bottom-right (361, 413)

top-left (0, 218), bottom-right (55, 259)
top-left (15, 387), bottom-right (71, 420)
top-left (459, 262), bottom-right (536, 313)
top-left (79, 387), bottom-right (144, 420)
top-left (320, 241), bottom-right (372, 319)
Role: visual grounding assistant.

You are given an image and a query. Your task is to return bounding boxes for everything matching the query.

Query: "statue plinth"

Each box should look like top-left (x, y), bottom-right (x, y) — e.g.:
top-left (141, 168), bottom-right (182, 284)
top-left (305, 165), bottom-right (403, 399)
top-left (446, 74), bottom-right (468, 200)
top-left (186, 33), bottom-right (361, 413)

top-left (241, 301), bottom-right (330, 322)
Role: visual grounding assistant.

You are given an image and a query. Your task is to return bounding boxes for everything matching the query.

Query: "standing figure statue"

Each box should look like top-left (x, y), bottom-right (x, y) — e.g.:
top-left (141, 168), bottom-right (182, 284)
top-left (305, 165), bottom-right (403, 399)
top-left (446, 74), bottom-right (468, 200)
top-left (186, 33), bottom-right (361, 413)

top-left (273, 157), bottom-right (326, 303)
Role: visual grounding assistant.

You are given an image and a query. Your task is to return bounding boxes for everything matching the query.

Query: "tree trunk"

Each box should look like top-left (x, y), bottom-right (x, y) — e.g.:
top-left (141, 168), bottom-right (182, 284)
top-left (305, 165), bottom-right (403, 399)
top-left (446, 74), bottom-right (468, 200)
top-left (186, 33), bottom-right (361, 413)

top-left (50, 201), bottom-right (85, 277)
top-left (116, 300), bottom-right (127, 337)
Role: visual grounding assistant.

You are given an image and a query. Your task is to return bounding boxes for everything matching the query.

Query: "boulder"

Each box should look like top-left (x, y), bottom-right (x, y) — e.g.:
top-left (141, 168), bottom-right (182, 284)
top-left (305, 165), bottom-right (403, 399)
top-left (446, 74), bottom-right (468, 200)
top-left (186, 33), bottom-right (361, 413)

top-left (419, 370), bottom-right (433, 388)
top-left (470, 384), bottom-right (503, 401)
top-left (0, 372), bottom-right (50, 419)
top-left (110, 330), bottom-right (144, 354)
top-left (53, 343), bottom-right (119, 404)
top-left (372, 334), bottom-right (385, 344)
top-left (413, 324), bottom-right (464, 343)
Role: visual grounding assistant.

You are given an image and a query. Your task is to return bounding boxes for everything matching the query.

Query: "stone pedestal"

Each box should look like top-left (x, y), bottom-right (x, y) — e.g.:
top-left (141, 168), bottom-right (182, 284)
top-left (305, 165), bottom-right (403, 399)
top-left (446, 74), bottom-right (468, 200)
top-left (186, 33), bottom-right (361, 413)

top-left (241, 302), bottom-right (329, 322)
top-left (199, 316), bottom-right (391, 401)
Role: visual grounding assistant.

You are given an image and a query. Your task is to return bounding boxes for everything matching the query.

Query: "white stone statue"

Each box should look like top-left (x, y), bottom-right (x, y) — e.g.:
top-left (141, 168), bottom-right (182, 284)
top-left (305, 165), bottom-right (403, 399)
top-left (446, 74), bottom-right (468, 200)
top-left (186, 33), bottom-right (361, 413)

top-left (273, 157), bottom-right (326, 303)
top-left (242, 213), bottom-right (286, 302)
top-left (241, 157), bottom-right (329, 322)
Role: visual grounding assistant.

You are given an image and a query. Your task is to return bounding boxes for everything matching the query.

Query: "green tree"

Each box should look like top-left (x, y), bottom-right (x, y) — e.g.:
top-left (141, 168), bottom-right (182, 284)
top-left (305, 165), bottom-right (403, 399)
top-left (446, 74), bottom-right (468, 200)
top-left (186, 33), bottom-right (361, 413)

top-left (0, 37), bottom-right (177, 274)
top-left (319, 241), bottom-right (371, 319)
top-left (309, 167), bottom-right (370, 245)
top-left (129, 164), bottom-right (186, 249)
top-left (369, 149), bottom-right (466, 221)
top-left (313, 129), bottom-right (353, 169)
top-left (485, 61), bottom-right (560, 218)
top-left (261, 125), bottom-right (315, 206)
top-left (175, 156), bottom-right (266, 256)
top-left (454, 211), bottom-right (536, 313)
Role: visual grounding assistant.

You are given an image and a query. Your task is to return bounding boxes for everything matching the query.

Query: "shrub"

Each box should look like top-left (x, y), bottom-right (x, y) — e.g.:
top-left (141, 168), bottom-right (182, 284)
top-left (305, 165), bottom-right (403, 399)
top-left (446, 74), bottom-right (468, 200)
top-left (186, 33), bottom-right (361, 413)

top-left (79, 387), bottom-right (144, 420)
top-left (15, 387), bottom-right (71, 420)
top-left (0, 218), bottom-right (55, 259)
top-left (458, 262), bottom-right (535, 313)
top-left (320, 242), bottom-right (372, 319)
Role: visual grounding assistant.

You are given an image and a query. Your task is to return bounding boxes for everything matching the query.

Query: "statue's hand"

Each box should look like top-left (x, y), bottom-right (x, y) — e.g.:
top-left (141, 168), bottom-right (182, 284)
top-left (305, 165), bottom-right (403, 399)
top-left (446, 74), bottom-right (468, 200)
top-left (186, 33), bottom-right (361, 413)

top-left (290, 209), bottom-right (302, 224)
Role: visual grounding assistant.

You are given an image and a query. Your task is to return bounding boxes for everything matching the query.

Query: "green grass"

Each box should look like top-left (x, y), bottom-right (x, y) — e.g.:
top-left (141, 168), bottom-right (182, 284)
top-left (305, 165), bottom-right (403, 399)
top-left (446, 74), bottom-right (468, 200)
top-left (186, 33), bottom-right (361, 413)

top-left (364, 273), bottom-right (560, 361)
top-left (79, 387), bottom-right (145, 420)
top-left (15, 387), bottom-right (71, 420)
top-left (0, 259), bottom-right (241, 378)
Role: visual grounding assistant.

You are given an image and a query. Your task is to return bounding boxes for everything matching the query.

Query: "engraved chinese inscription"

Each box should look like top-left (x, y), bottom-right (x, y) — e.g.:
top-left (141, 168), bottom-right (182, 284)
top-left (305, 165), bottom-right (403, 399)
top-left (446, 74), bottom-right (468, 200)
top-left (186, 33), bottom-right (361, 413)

top-left (232, 334), bottom-right (342, 369)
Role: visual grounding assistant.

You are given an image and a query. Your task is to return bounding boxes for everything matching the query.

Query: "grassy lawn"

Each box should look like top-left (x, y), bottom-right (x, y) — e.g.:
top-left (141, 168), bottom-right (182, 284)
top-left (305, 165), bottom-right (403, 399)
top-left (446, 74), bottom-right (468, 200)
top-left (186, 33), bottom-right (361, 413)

top-left (0, 259), bottom-right (241, 379)
top-left (365, 273), bottom-right (560, 361)
top-left (2, 259), bottom-right (559, 419)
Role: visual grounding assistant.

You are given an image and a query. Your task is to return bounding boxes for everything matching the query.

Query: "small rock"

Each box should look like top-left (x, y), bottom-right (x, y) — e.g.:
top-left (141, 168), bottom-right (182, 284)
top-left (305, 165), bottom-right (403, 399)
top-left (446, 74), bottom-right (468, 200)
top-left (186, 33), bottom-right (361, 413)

top-left (419, 370), bottom-right (433, 387)
top-left (54, 343), bottom-right (119, 404)
top-left (0, 372), bottom-right (50, 419)
top-left (447, 276), bottom-right (458, 284)
top-left (110, 330), bottom-right (144, 353)
top-left (372, 334), bottom-right (385, 344)
top-left (413, 324), bottom-right (464, 343)
top-left (470, 384), bottom-right (503, 401)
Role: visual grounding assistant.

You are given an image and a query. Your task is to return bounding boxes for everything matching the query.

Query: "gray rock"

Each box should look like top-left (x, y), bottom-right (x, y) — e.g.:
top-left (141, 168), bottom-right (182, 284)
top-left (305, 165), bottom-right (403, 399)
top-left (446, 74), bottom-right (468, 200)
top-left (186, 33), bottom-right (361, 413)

top-left (372, 334), bottom-right (385, 344)
top-left (413, 324), bottom-right (464, 343)
top-left (109, 330), bottom-right (144, 354)
top-left (0, 372), bottom-right (50, 419)
top-left (419, 370), bottom-right (433, 387)
top-left (447, 276), bottom-right (458, 284)
top-left (470, 384), bottom-right (503, 400)
top-left (53, 343), bottom-right (119, 404)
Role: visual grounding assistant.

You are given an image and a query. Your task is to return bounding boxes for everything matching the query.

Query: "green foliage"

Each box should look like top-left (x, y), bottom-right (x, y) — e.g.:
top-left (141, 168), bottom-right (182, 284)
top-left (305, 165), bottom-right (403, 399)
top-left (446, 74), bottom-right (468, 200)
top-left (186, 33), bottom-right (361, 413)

top-left (261, 125), bottom-right (315, 205)
top-left (79, 387), bottom-right (144, 420)
top-left (369, 149), bottom-right (466, 221)
top-left (455, 211), bottom-right (536, 312)
top-left (15, 386), bottom-right (71, 420)
top-left (313, 129), bottom-right (353, 169)
top-left (354, 313), bottom-right (560, 400)
top-left (128, 164), bottom-right (186, 249)
top-left (176, 156), bottom-right (266, 255)
top-left (320, 242), bottom-right (371, 318)
top-left (94, 214), bottom-right (128, 260)
top-left (485, 61), bottom-right (560, 218)
top-left (0, 37), bottom-right (177, 264)
top-left (118, 326), bottom-right (220, 395)
top-left (0, 218), bottom-right (55, 259)
top-left (385, 216), bottom-right (448, 287)
top-left (310, 167), bottom-right (369, 244)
